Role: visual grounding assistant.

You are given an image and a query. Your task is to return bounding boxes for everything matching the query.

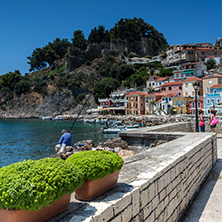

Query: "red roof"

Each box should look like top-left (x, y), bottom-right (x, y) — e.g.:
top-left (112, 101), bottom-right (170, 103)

top-left (161, 92), bottom-right (177, 97)
top-left (196, 47), bottom-right (213, 51)
top-left (210, 84), bottom-right (222, 89)
top-left (184, 77), bottom-right (202, 82)
top-left (156, 77), bottom-right (169, 82)
top-left (185, 48), bottom-right (194, 50)
top-left (126, 92), bottom-right (148, 96)
top-left (205, 56), bottom-right (220, 59)
top-left (202, 74), bottom-right (222, 79)
top-left (160, 81), bottom-right (183, 87)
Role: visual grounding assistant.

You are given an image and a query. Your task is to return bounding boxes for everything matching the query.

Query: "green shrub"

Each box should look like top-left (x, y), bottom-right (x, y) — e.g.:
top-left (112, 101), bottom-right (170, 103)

top-left (0, 158), bottom-right (84, 211)
top-left (66, 150), bottom-right (124, 181)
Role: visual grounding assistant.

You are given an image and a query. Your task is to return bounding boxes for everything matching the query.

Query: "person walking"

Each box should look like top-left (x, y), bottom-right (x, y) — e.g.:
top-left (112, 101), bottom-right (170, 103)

top-left (199, 110), bottom-right (205, 132)
top-left (210, 110), bottom-right (218, 133)
top-left (55, 129), bottom-right (72, 153)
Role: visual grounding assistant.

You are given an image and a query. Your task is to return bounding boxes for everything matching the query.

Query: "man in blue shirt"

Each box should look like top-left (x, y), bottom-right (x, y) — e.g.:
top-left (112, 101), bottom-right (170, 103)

top-left (55, 129), bottom-right (72, 153)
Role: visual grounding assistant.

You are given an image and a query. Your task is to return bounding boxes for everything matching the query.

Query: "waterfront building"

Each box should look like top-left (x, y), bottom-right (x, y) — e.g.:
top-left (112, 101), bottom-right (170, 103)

top-left (183, 76), bottom-right (203, 97)
top-left (159, 81), bottom-right (183, 96)
top-left (203, 84), bottom-right (222, 115)
top-left (146, 75), bottom-right (158, 89)
top-left (144, 92), bottom-right (163, 114)
top-left (172, 97), bottom-right (191, 114)
top-left (202, 74), bottom-right (222, 94)
top-left (189, 96), bottom-right (203, 115)
top-left (155, 77), bottom-right (170, 88)
top-left (125, 92), bottom-right (148, 115)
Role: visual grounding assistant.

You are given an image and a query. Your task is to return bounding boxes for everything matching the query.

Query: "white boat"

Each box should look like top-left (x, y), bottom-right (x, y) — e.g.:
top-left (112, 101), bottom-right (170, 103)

top-left (126, 124), bottom-right (140, 129)
top-left (53, 116), bottom-right (64, 120)
top-left (87, 119), bottom-right (95, 123)
top-left (103, 128), bottom-right (126, 134)
top-left (42, 116), bottom-right (53, 120)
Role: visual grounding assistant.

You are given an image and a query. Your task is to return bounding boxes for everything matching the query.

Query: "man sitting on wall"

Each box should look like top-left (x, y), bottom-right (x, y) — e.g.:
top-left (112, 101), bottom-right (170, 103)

top-left (55, 129), bottom-right (72, 153)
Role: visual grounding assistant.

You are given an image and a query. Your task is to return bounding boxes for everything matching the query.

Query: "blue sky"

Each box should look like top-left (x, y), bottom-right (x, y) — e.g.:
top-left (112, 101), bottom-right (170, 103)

top-left (0, 0), bottom-right (221, 75)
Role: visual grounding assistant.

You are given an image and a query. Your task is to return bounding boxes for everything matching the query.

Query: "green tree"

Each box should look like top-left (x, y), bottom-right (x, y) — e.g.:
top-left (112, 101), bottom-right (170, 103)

top-left (0, 71), bottom-right (22, 91)
top-left (110, 17), bottom-right (168, 53)
top-left (88, 25), bottom-right (110, 43)
top-left (72, 30), bottom-right (88, 50)
top-left (205, 59), bottom-right (216, 70)
top-left (48, 38), bottom-right (70, 58)
top-left (124, 66), bottom-right (148, 88)
top-left (93, 77), bottom-right (120, 102)
top-left (158, 68), bottom-right (175, 77)
top-left (27, 48), bottom-right (47, 71)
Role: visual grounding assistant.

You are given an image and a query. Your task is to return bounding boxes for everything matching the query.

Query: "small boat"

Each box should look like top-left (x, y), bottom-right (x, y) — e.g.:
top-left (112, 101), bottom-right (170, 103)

top-left (42, 116), bottom-right (53, 120)
top-left (53, 116), bottom-right (64, 120)
top-left (103, 128), bottom-right (126, 134)
top-left (87, 119), bottom-right (95, 123)
top-left (126, 124), bottom-right (140, 129)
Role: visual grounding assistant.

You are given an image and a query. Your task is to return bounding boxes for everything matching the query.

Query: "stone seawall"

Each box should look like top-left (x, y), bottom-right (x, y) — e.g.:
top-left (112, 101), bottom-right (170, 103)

top-left (48, 122), bottom-right (217, 222)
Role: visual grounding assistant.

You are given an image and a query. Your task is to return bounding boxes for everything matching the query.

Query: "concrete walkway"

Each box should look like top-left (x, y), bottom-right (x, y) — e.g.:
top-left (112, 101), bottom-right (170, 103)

top-left (182, 134), bottom-right (222, 222)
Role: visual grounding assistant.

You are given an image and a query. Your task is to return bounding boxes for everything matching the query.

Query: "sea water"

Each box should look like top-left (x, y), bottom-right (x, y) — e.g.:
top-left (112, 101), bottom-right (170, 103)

top-left (0, 119), bottom-right (117, 168)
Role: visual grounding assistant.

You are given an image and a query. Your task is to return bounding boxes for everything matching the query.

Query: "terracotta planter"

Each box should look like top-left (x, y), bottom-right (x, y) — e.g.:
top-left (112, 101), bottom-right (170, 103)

top-left (75, 170), bottom-right (120, 200)
top-left (0, 193), bottom-right (71, 222)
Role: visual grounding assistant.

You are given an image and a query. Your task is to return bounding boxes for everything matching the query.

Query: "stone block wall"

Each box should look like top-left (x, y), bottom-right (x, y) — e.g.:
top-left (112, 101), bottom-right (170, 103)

top-left (104, 134), bottom-right (217, 222)
top-left (51, 123), bottom-right (217, 222)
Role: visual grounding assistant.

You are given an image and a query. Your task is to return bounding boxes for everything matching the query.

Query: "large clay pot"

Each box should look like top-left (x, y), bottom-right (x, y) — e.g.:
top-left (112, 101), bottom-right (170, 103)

top-left (0, 193), bottom-right (71, 222)
top-left (75, 171), bottom-right (120, 200)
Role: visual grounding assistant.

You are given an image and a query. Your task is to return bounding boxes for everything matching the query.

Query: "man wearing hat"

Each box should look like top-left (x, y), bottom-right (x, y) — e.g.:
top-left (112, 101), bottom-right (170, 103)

top-left (55, 129), bottom-right (72, 153)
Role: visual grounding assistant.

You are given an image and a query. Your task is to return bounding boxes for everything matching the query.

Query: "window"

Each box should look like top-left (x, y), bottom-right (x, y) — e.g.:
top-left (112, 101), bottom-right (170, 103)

top-left (174, 100), bottom-right (178, 106)
top-left (180, 100), bottom-right (184, 106)
top-left (179, 86), bottom-right (182, 90)
top-left (214, 89), bottom-right (217, 94)
top-left (162, 98), bottom-right (165, 101)
top-left (208, 110), bottom-right (210, 114)
top-left (168, 86), bottom-right (172, 90)
top-left (169, 98), bottom-right (171, 101)
top-left (217, 98), bottom-right (220, 103)
top-left (162, 87), bottom-right (165, 91)
top-left (207, 99), bottom-right (210, 104)
top-left (192, 91), bottom-right (195, 96)
top-left (185, 92), bottom-right (188, 96)
top-left (185, 83), bottom-right (188, 87)
top-left (198, 102), bottom-right (200, 108)
top-left (192, 102), bottom-right (195, 108)
top-left (180, 110), bottom-right (183, 114)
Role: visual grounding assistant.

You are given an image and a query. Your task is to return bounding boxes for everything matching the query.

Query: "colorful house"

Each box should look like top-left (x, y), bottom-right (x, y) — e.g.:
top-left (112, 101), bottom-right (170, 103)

top-left (159, 81), bottom-right (183, 96)
top-left (203, 84), bottom-right (222, 115)
top-left (189, 96), bottom-right (204, 115)
top-left (172, 97), bottom-right (192, 114)
top-left (125, 92), bottom-right (148, 115)
top-left (144, 93), bottom-right (163, 114)
top-left (183, 76), bottom-right (203, 97)
top-left (202, 74), bottom-right (222, 94)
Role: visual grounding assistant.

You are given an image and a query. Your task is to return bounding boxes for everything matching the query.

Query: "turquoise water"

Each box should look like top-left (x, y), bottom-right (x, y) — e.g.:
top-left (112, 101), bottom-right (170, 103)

top-left (0, 119), bottom-right (117, 168)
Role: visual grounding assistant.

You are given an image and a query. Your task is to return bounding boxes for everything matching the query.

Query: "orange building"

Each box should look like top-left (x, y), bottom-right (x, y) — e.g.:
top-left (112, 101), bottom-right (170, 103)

top-left (125, 92), bottom-right (148, 115)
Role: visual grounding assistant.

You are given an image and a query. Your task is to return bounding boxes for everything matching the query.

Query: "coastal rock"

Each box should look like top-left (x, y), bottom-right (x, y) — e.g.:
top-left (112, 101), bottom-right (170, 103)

top-left (98, 137), bottom-right (128, 149)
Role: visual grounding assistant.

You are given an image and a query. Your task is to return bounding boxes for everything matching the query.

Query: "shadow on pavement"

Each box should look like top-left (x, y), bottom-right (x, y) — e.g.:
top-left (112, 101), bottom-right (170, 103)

top-left (181, 158), bottom-right (222, 222)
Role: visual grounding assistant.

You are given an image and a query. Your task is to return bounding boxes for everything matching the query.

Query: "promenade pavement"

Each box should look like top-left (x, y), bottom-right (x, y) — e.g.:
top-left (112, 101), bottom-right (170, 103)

top-left (182, 134), bottom-right (222, 222)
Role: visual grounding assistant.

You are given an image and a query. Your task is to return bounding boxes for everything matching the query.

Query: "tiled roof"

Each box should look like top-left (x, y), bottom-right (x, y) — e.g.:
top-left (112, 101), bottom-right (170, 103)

top-left (202, 74), bottom-right (222, 79)
top-left (196, 47), bottom-right (213, 51)
top-left (126, 92), bottom-right (148, 96)
top-left (156, 77), bottom-right (169, 82)
top-left (184, 77), bottom-right (202, 82)
top-left (210, 84), bottom-right (222, 89)
top-left (160, 81), bottom-right (183, 87)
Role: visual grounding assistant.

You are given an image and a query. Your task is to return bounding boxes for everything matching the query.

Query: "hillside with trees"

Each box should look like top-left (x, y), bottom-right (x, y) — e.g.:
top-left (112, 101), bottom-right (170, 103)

top-left (0, 17), bottom-right (170, 118)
